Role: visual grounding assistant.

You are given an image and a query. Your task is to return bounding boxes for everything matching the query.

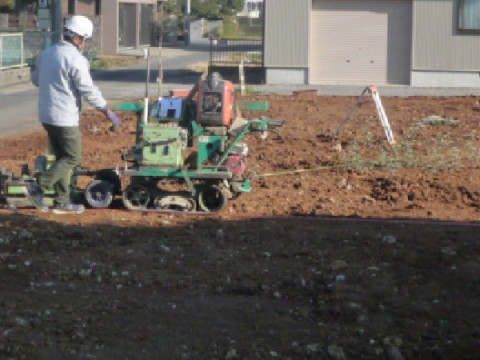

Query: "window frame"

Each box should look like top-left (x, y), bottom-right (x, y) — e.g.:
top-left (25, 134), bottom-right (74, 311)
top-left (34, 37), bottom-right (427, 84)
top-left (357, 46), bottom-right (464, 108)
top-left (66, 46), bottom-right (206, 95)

top-left (459, 0), bottom-right (480, 32)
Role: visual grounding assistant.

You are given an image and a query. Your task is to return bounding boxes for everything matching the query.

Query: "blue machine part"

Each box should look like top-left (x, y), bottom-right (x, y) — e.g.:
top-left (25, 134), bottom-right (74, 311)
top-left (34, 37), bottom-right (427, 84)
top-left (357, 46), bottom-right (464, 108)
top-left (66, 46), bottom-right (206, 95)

top-left (152, 98), bottom-right (184, 118)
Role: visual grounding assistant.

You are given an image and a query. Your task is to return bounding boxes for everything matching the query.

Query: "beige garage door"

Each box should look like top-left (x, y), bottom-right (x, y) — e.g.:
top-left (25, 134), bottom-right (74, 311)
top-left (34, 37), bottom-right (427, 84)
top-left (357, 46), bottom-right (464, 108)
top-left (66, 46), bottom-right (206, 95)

top-left (310, 0), bottom-right (412, 85)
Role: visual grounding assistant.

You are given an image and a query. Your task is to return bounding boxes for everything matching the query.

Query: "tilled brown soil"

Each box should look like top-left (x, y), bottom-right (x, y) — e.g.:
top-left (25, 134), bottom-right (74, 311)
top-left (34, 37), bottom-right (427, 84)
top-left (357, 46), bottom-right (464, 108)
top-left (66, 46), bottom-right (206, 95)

top-left (1, 93), bottom-right (480, 359)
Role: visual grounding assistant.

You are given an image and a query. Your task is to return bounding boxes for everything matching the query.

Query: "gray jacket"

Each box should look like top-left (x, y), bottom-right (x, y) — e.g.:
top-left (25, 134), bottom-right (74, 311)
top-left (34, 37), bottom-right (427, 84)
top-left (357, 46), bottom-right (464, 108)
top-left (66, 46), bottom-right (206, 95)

top-left (32, 40), bottom-right (107, 127)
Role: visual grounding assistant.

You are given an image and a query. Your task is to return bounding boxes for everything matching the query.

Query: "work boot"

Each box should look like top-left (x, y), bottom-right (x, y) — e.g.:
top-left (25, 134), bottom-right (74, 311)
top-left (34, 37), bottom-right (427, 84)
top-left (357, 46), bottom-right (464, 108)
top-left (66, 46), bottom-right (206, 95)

top-left (52, 202), bottom-right (85, 215)
top-left (24, 182), bottom-right (48, 213)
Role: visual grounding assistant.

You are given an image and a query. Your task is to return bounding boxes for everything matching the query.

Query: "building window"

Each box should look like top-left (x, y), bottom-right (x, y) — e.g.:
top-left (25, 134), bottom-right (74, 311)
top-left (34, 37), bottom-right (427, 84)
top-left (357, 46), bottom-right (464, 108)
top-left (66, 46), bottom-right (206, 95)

top-left (459, 0), bottom-right (480, 31)
top-left (247, 1), bottom-right (259, 12)
top-left (246, 0), bottom-right (263, 18)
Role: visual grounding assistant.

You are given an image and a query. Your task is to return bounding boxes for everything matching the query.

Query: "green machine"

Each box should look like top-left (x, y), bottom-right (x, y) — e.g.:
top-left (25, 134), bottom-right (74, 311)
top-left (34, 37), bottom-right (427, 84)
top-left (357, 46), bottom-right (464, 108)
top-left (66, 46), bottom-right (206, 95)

top-left (0, 158), bottom-right (120, 211)
top-left (108, 73), bottom-right (284, 213)
top-left (0, 73), bottom-right (283, 214)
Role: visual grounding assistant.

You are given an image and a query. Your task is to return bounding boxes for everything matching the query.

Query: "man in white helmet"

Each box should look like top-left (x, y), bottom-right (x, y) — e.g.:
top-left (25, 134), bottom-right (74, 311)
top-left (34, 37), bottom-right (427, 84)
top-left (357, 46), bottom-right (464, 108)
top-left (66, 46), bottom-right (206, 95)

top-left (29, 15), bottom-right (121, 214)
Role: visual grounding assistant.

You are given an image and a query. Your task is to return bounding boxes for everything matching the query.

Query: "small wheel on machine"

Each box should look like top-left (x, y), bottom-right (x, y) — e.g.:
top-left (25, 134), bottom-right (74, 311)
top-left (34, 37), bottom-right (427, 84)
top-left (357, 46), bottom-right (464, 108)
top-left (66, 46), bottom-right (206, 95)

top-left (85, 179), bottom-right (114, 208)
top-left (155, 194), bottom-right (196, 212)
top-left (197, 185), bottom-right (228, 213)
top-left (122, 184), bottom-right (151, 210)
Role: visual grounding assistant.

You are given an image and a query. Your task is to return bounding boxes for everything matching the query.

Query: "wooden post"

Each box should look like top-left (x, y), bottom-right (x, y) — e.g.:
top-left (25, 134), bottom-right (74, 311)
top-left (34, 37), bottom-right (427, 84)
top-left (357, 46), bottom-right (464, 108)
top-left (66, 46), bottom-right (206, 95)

top-left (239, 59), bottom-right (246, 95)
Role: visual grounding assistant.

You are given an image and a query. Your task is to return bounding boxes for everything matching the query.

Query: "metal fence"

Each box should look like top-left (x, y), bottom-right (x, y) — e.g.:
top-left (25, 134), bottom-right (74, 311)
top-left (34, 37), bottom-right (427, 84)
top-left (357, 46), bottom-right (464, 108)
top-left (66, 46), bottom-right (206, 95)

top-left (0, 31), bottom-right (53, 69)
top-left (0, 32), bottom-right (25, 69)
top-left (209, 38), bottom-right (263, 67)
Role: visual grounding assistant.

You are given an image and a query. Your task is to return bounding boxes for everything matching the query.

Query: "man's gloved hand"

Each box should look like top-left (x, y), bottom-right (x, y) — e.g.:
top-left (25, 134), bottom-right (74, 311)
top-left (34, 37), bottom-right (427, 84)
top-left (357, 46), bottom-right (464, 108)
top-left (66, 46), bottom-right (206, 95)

top-left (106, 108), bottom-right (121, 131)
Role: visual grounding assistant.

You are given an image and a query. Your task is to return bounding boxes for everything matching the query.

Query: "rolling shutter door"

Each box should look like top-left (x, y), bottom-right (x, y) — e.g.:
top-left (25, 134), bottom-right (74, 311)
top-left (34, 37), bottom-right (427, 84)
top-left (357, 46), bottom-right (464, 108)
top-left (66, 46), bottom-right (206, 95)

top-left (310, 0), bottom-right (411, 85)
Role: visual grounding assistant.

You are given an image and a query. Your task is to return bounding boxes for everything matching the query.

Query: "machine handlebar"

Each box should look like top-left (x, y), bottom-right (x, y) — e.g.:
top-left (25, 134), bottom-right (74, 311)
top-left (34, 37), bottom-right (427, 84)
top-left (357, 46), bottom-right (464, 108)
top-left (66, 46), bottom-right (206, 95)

top-left (248, 118), bottom-right (285, 131)
top-left (265, 119), bottom-right (285, 127)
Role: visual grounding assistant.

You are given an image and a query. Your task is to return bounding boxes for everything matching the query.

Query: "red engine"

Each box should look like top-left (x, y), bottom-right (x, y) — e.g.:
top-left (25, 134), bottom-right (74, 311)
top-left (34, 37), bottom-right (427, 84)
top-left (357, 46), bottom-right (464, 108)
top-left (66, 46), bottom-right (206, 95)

top-left (196, 72), bottom-right (235, 127)
top-left (224, 154), bottom-right (246, 176)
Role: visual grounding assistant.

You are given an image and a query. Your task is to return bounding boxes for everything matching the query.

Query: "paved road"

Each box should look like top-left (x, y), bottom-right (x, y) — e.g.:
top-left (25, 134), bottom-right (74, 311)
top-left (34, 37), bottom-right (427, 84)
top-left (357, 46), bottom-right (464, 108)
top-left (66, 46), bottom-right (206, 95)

top-left (0, 82), bottom-right (40, 137)
top-left (0, 45), bottom-right (211, 138)
top-left (91, 45), bottom-right (212, 100)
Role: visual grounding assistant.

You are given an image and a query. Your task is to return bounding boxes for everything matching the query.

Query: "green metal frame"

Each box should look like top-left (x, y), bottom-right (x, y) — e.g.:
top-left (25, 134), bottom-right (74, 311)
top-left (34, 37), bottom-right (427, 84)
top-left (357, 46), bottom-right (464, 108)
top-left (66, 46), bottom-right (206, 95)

top-left (115, 100), bottom-right (278, 199)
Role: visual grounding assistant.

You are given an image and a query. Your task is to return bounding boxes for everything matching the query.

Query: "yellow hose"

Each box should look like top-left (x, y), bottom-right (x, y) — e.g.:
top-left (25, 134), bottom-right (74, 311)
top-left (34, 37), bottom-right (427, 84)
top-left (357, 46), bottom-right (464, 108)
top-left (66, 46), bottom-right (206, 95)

top-left (255, 164), bottom-right (349, 178)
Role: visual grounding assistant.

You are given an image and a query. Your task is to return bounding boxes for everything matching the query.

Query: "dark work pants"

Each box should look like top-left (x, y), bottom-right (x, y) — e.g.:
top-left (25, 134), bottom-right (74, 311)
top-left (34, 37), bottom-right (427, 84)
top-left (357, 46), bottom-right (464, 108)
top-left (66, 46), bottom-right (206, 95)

top-left (39, 123), bottom-right (82, 205)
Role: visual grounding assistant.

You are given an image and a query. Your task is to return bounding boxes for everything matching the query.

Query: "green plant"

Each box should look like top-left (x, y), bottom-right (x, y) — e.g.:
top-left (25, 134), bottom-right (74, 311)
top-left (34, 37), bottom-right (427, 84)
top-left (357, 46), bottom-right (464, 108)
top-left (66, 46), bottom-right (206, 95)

top-left (84, 46), bottom-right (98, 65)
top-left (341, 141), bottom-right (367, 169)
top-left (160, 0), bottom-right (181, 16)
top-left (187, 62), bottom-right (208, 74)
top-left (334, 112), bottom-right (480, 172)
top-left (465, 142), bottom-right (480, 162)
top-left (191, 0), bottom-right (244, 19)
top-left (0, 0), bottom-right (14, 12)
top-left (420, 115), bottom-right (460, 126)
top-left (450, 147), bottom-right (463, 168)
top-left (90, 59), bottom-right (109, 70)
top-left (402, 142), bottom-right (418, 169)
top-left (221, 19), bottom-right (240, 38)
top-left (244, 85), bottom-right (258, 94)
top-left (428, 144), bottom-right (446, 171)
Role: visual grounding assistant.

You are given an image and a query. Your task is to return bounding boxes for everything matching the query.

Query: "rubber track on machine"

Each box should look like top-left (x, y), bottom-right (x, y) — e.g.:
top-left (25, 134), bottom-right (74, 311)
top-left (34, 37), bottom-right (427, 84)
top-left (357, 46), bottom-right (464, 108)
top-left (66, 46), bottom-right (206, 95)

top-left (126, 208), bottom-right (220, 215)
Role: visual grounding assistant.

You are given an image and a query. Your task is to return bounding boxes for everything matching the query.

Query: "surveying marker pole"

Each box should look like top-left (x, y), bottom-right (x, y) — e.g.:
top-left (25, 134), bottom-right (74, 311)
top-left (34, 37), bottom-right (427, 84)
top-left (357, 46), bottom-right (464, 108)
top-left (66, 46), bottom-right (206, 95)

top-left (143, 48), bottom-right (151, 124)
top-left (239, 59), bottom-right (246, 95)
top-left (333, 85), bottom-right (395, 145)
top-left (332, 87), bottom-right (370, 139)
top-left (158, 1), bottom-right (164, 99)
top-left (369, 86), bottom-right (395, 144)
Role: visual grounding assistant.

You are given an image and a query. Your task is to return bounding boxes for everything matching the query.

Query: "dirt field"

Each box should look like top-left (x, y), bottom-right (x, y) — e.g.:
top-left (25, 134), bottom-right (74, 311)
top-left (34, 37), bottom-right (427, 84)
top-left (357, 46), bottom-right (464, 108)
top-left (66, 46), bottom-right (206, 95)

top-left (1, 93), bottom-right (480, 359)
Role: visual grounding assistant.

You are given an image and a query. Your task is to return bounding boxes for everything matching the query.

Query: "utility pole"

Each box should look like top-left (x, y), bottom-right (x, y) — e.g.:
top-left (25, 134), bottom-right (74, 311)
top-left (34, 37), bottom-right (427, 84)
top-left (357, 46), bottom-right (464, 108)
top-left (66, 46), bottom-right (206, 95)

top-left (185, 0), bottom-right (190, 45)
top-left (158, 2), bottom-right (164, 98)
top-left (37, 0), bottom-right (51, 49)
top-left (51, 0), bottom-right (63, 44)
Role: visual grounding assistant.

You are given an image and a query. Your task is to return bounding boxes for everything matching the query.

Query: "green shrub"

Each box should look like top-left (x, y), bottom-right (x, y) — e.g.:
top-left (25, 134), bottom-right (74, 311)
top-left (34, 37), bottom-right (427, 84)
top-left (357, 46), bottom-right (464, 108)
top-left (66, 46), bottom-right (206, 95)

top-left (0, 0), bottom-right (14, 12)
top-left (84, 46), bottom-right (98, 65)
top-left (91, 59), bottom-right (109, 70)
top-left (221, 19), bottom-right (239, 38)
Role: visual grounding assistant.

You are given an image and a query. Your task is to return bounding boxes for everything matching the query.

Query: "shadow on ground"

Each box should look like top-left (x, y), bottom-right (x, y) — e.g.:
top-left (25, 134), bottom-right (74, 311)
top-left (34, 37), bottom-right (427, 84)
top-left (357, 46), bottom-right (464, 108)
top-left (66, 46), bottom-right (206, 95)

top-left (0, 211), bottom-right (478, 359)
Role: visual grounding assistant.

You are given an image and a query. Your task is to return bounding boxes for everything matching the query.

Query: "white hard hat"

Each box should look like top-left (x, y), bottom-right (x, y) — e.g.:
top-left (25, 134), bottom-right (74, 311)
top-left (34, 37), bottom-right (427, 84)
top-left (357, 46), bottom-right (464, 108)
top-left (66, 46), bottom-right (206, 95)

top-left (65, 15), bottom-right (93, 38)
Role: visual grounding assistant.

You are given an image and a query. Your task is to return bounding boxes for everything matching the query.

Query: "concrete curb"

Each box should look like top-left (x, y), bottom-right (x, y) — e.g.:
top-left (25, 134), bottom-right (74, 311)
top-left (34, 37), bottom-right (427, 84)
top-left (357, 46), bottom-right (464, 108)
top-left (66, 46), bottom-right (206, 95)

top-left (0, 67), bottom-right (31, 87)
